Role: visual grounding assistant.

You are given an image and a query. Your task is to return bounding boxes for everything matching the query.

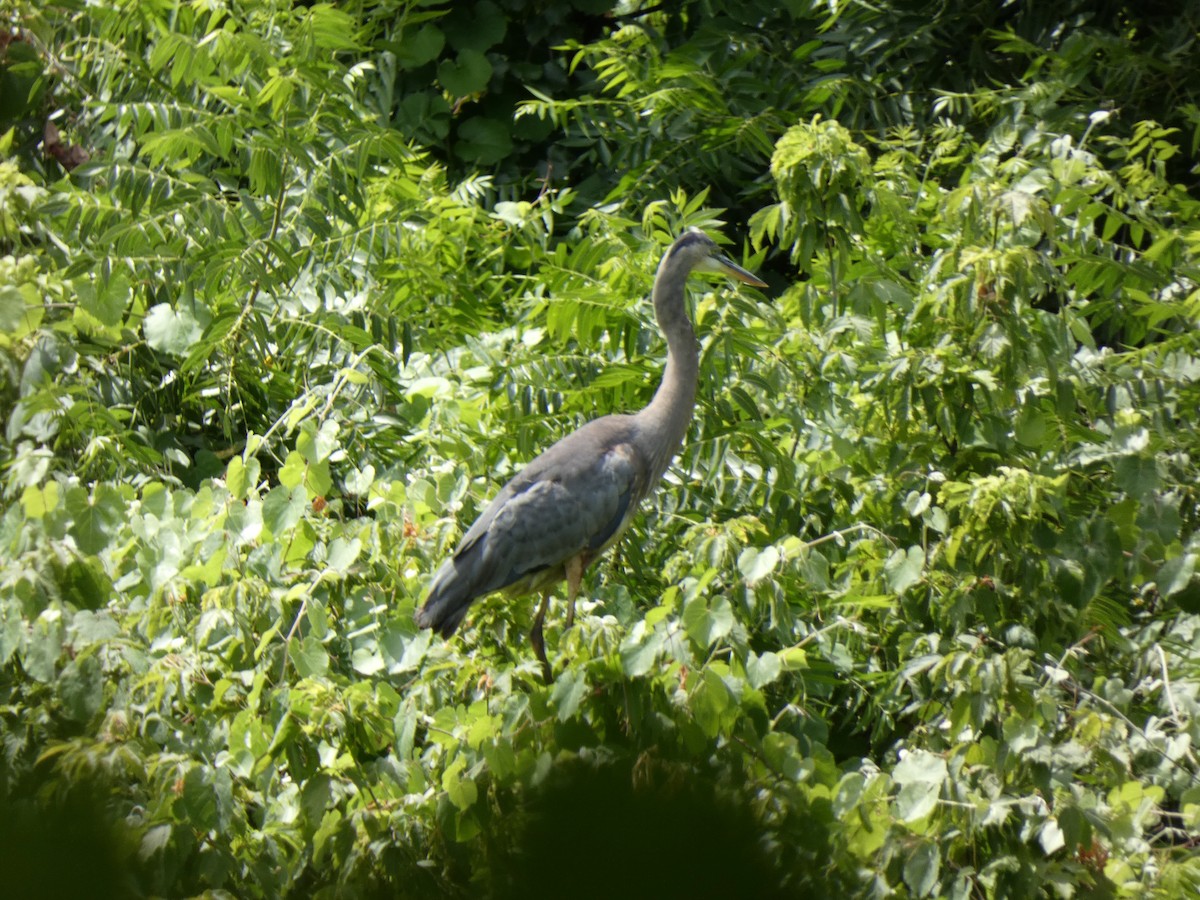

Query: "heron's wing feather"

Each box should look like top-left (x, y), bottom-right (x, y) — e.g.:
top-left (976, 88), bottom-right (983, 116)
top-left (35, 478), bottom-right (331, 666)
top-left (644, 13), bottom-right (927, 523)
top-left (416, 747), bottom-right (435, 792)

top-left (416, 418), bottom-right (644, 636)
top-left (470, 433), bottom-right (642, 589)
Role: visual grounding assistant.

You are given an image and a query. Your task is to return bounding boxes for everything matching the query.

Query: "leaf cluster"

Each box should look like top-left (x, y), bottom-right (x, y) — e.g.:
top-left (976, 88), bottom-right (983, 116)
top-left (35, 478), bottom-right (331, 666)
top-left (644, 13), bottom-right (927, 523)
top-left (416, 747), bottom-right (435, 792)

top-left (1, 1), bottom-right (1200, 897)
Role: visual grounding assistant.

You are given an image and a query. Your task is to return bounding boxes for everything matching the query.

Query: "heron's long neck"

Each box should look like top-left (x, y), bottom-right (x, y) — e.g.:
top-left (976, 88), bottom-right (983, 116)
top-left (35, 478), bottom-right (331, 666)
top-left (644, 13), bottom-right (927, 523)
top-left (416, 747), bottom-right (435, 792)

top-left (637, 254), bottom-right (699, 482)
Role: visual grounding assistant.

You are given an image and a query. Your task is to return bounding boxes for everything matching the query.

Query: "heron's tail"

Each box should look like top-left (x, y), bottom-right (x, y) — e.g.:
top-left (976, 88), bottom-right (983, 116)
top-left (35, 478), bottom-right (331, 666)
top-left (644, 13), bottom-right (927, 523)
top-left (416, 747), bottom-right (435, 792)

top-left (414, 559), bottom-right (475, 638)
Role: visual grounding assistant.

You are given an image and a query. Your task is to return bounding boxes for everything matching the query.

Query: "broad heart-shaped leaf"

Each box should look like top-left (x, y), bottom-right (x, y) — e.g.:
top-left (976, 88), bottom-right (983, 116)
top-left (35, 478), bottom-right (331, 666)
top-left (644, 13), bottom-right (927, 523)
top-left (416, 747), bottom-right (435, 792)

top-left (57, 554), bottom-right (111, 610)
top-left (690, 667), bottom-right (733, 738)
top-left (1114, 454), bottom-right (1159, 498)
top-left (351, 645), bottom-right (385, 676)
top-left (902, 841), bottom-right (940, 898)
top-left (738, 545), bottom-right (779, 584)
top-left (893, 749), bottom-right (947, 822)
top-left (454, 116), bottom-right (512, 164)
top-left (1002, 715), bottom-right (1040, 754)
top-left (762, 732), bottom-right (812, 782)
top-left (745, 650), bottom-right (782, 689)
top-left (896, 782), bottom-right (940, 823)
top-left (682, 594), bottom-right (734, 647)
top-left (68, 610), bottom-right (121, 646)
top-left (437, 49), bottom-right (492, 97)
top-left (1039, 818), bottom-right (1066, 856)
top-left (289, 634), bottom-right (329, 677)
top-left (306, 460), bottom-right (333, 499)
top-left (326, 537), bottom-right (362, 573)
top-left (884, 545), bottom-right (925, 594)
top-left (442, 0), bottom-right (506, 52)
top-left (443, 757), bottom-right (478, 811)
top-left (0, 283), bottom-right (32, 331)
top-left (23, 614), bottom-right (62, 683)
top-left (58, 654), bottom-right (103, 722)
top-left (551, 668), bottom-right (587, 722)
top-left (620, 625), bottom-right (664, 677)
top-left (64, 483), bottom-right (126, 555)
top-left (298, 419), bottom-right (340, 465)
top-left (143, 302), bottom-right (206, 356)
top-left (1158, 552), bottom-right (1196, 597)
top-left (76, 273), bottom-right (129, 328)
top-left (180, 765), bottom-right (219, 832)
top-left (394, 23), bottom-right (443, 68)
top-left (262, 484), bottom-right (306, 536)
top-left (894, 749), bottom-right (948, 786)
top-left (279, 451), bottom-right (306, 489)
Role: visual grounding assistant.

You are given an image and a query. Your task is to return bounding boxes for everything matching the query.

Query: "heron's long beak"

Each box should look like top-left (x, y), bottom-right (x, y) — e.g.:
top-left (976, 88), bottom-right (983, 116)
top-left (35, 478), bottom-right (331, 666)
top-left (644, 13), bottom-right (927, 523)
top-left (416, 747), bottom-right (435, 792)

top-left (714, 254), bottom-right (768, 288)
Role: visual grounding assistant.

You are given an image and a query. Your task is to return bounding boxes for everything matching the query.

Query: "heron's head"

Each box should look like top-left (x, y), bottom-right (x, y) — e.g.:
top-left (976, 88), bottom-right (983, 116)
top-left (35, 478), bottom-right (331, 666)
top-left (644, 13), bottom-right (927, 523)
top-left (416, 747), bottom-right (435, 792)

top-left (667, 230), bottom-right (767, 287)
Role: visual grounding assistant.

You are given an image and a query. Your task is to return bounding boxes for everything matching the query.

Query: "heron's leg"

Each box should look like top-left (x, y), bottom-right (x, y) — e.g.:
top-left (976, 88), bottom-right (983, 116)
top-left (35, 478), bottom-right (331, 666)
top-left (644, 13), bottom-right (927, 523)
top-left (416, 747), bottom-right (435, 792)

top-left (530, 589), bottom-right (553, 683)
top-left (564, 555), bottom-right (584, 630)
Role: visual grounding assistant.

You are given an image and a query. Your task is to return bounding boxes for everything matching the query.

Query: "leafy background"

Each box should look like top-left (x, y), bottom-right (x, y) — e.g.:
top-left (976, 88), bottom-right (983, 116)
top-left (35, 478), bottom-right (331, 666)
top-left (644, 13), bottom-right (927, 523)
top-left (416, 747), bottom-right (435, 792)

top-left (3, 0), bottom-right (1200, 896)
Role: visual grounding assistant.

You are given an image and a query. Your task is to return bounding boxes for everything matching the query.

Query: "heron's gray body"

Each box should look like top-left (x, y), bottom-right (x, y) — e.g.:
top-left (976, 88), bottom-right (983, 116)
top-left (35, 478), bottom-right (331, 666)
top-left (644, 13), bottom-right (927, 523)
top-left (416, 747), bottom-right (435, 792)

top-left (414, 232), bottom-right (764, 657)
top-left (416, 414), bottom-right (649, 637)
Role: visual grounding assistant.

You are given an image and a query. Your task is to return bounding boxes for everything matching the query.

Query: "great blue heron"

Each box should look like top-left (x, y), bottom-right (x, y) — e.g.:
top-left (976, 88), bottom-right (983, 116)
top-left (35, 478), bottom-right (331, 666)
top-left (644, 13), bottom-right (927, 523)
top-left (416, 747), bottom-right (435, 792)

top-left (414, 230), bottom-right (767, 680)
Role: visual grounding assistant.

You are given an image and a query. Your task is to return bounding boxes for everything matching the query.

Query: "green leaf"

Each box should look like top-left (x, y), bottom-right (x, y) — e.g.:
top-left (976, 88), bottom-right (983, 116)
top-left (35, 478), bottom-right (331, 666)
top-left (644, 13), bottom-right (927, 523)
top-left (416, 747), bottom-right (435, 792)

top-left (902, 490), bottom-right (931, 518)
top-left (745, 651), bottom-right (782, 688)
top-left (443, 1), bottom-right (506, 52)
top-left (1014, 406), bottom-right (1048, 448)
top-left (893, 751), bottom-right (948, 787)
top-left (227, 456), bottom-right (247, 498)
top-left (312, 809), bottom-right (344, 866)
top-left (550, 668), bottom-right (587, 721)
top-left (0, 283), bottom-right (34, 332)
top-left (69, 610), bottom-right (121, 645)
top-left (395, 24), bottom-right (444, 69)
top-left (1039, 818), bottom-right (1066, 856)
top-left (1114, 455), bottom-right (1159, 497)
top-left (902, 841), bottom-right (940, 897)
top-left (438, 49), bottom-right (492, 97)
top-left (143, 302), bottom-right (206, 356)
top-left (298, 420), bottom-right (340, 465)
top-left (59, 655), bottom-right (103, 722)
top-left (1003, 716), bottom-right (1039, 754)
top-left (455, 116), bottom-right (512, 164)
top-left (181, 766), bottom-right (219, 831)
top-left (738, 545), bottom-right (779, 585)
top-left (884, 546), bottom-right (924, 594)
top-left (279, 451), bottom-right (306, 490)
top-left (682, 594), bottom-right (734, 647)
top-left (24, 614), bottom-right (63, 683)
top-left (1158, 553), bottom-right (1196, 597)
top-left (893, 750), bottom-right (947, 822)
top-left (262, 484), bottom-right (306, 535)
top-left (351, 645), bottom-right (385, 676)
top-left (762, 732), bottom-right (811, 781)
top-left (690, 668), bottom-right (733, 738)
top-left (20, 483), bottom-right (59, 519)
top-left (443, 757), bottom-right (478, 811)
top-left (77, 274), bottom-right (129, 328)
top-left (58, 554), bottom-right (111, 610)
top-left (64, 484), bottom-right (126, 555)
top-left (620, 626), bottom-right (664, 678)
top-left (140, 824), bottom-right (172, 860)
top-left (289, 635), bottom-right (329, 677)
top-left (778, 646), bottom-right (808, 670)
top-left (326, 537), bottom-right (362, 573)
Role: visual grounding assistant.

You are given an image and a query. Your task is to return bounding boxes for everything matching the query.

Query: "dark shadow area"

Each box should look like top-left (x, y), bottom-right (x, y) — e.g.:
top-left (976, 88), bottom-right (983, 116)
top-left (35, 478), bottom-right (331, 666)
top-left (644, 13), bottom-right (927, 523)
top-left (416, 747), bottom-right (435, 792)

top-left (0, 774), bottom-right (140, 900)
top-left (489, 755), bottom-right (833, 900)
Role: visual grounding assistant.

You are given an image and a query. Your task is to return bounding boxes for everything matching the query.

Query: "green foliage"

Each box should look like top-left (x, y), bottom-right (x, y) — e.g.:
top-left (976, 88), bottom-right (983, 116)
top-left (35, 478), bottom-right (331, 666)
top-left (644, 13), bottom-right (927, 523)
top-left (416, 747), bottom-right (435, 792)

top-left (2, 0), bottom-right (1200, 896)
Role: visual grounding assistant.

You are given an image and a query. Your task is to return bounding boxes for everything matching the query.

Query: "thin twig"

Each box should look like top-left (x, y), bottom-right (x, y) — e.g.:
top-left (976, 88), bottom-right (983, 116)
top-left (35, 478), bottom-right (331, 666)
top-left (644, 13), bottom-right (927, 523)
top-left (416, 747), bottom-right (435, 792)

top-left (1156, 643), bottom-right (1183, 724)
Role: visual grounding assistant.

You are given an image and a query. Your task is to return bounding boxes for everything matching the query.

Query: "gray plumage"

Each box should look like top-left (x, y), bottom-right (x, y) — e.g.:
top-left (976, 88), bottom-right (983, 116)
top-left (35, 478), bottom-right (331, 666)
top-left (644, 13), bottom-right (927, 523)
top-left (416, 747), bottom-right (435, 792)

top-left (415, 231), bottom-right (766, 674)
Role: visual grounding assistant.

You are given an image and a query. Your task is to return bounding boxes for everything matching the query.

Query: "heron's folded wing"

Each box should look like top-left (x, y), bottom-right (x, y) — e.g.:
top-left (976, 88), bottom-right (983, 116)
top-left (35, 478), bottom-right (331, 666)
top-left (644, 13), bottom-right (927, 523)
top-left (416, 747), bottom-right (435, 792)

top-left (457, 439), bottom-right (642, 594)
